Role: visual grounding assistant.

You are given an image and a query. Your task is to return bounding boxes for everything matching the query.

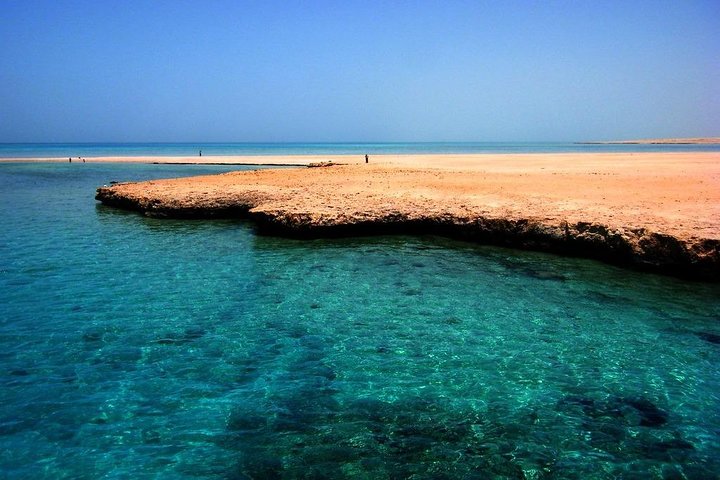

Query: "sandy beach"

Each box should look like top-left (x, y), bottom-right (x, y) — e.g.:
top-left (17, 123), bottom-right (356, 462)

top-left (94, 152), bottom-right (720, 278)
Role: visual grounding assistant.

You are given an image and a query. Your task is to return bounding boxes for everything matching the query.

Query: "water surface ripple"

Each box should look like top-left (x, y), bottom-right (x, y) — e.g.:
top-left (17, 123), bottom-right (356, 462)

top-left (0, 163), bottom-right (718, 479)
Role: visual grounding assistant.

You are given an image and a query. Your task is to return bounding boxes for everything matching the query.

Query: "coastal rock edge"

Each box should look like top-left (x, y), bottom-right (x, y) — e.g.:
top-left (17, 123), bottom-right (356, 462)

top-left (95, 182), bottom-right (719, 281)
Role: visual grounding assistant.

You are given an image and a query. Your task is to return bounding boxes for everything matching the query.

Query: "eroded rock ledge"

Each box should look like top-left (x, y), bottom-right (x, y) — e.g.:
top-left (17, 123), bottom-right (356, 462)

top-left (95, 162), bottom-right (720, 281)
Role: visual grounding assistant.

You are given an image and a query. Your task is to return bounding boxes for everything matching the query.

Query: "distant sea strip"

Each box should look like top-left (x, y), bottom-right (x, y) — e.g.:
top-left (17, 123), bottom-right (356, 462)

top-left (2, 142), bottom-right (720, 158)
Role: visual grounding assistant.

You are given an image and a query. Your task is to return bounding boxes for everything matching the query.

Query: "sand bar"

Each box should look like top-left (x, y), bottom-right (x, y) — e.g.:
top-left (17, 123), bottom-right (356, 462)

top-left (580, 137), bottom-right (720, 144)
top-left (95, 152), bottom-right (720, 279)
top-left (0, 155), bottom-right (316, 165)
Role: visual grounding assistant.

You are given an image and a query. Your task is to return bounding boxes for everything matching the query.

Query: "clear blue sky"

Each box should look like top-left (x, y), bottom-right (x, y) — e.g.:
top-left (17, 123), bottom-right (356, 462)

top-left (1, 0), bottom-right (718, 142)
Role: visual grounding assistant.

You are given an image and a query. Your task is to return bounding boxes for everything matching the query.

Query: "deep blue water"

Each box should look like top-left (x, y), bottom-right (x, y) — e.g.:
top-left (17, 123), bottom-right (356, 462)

top-left (1, 162), bottom-right (719, 479)
top-left (1, 141), bottom-right (720, 158)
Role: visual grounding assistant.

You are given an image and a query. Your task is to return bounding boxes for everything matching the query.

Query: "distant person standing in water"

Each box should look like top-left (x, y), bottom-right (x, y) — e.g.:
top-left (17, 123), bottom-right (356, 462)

top-left (365, 154), bottom-right (368, 163)
top-left (199, 150), bottom-right (202, 157)
top-left (68, 157), bottom-right (72, 163)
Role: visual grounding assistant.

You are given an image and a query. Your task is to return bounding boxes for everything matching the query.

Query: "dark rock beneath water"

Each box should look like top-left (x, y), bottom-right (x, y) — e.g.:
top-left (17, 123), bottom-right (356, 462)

top-left (389, 432), bottom-right (434, 454)
top-left (640, 438), bottom-right (695, 461)
top-left (695, 331), bottom-right (720, 345)
top-left (309, 363), bottom-right (337, 381)
top-left (558, 395), bottom-right (595, 408)
top-left (299, 334), bottom-right (325, 350)
top-left (234, 455), bottom-right (283, 480)
top-left (227, 413), bottom-right (267, 432)
top-left (82, 329), bottom-right (104, 343)
top-left (155, 327), bottom-right (206, 345)
top-left (557, 395), bottom-right (597, 417)
top-left (621, 397), bottom-right (669, 427)
top-left (42, 423), bottom-right (78, 442)
top-left (0, 418), bottom-right (36, 436)
top-left (89, 415), bottom-right (108, 425)
top-left (184, 327), bottom-right (206, 340)
top-left (235, 365), bottom-right (260, 384)
top-left (403, 288), bottom-right (422, 296)
top-left (300, 445), bottom-right (359, 464)
top-left (558, 394), bottom-right (669, 427)
top-left (521, 268), bottom-right (567, 282)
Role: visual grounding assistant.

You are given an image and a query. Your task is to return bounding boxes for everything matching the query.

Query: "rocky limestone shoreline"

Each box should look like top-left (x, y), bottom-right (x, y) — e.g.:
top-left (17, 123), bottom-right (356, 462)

top-left (95, 160), bottom-right (719, 281)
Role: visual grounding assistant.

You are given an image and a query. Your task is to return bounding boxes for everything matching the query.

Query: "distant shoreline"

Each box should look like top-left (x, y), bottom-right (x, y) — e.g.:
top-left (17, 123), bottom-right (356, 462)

top-left (578, 137), bottom-right (720, 145)
top-left (2, 140), bottom-right (720, 160)
top-left (2, 147), bottom-right (720, 165)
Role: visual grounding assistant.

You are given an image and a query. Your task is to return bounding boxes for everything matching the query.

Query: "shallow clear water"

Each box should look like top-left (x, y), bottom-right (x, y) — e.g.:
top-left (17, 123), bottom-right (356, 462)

top-left (2, 141), bottom-right (720, 157)
top-left (1, 163), bottom-right (719, 479)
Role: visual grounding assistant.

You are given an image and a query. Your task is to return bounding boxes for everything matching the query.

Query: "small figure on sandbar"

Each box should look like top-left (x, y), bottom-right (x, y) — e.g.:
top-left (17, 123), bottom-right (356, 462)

top-left (365, 154), bottom-right (369, 164)
top-left (68, 157), bottom-right (72, 163)
top-left (199, 150), bottom-right (202, 157)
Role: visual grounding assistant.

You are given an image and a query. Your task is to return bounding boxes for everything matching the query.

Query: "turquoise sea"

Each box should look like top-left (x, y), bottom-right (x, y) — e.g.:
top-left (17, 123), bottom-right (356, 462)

top-left (1, 160), bottom-right (719, 479)
top-left (1, 141), bottom-right (720, 158)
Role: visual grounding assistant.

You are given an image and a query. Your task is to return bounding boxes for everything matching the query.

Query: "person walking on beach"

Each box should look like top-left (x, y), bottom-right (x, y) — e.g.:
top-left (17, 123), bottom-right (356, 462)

top-left (365, 154), bottom-right (369, 163)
